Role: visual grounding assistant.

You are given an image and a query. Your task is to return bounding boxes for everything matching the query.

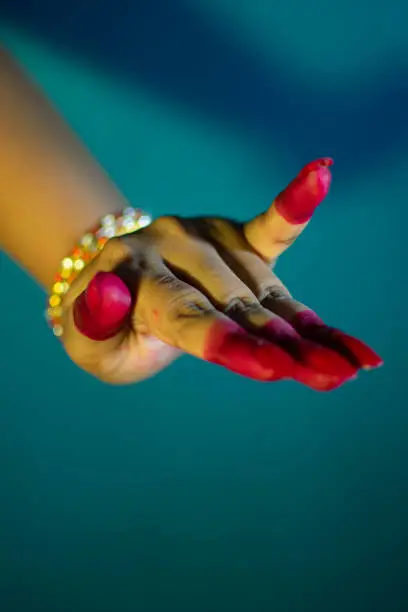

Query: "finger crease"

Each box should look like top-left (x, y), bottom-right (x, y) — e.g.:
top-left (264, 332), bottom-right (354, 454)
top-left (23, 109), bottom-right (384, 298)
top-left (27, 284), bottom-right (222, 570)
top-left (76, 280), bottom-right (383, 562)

top-left (261, 286), bottom-right (291, 302)
top-left (224, 296), bottom-right (259, 314)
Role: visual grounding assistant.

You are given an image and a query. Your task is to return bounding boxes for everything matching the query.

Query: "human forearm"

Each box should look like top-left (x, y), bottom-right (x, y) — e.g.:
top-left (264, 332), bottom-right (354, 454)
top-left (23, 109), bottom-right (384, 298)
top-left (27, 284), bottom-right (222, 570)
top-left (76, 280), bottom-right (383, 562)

top-left (0, 48), bottom-right (129, 288)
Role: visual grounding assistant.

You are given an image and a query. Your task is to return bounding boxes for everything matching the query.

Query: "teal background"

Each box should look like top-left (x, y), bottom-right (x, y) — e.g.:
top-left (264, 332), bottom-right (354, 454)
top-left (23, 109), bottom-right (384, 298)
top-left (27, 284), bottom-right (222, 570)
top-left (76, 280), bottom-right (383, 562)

top-left (0, 2), bottom-right (407, 611)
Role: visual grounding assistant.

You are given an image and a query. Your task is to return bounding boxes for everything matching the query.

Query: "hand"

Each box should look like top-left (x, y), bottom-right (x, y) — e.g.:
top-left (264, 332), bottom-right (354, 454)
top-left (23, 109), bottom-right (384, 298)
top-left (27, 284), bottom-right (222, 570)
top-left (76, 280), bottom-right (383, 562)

top-left (61, 158), bottom-right (382, 389)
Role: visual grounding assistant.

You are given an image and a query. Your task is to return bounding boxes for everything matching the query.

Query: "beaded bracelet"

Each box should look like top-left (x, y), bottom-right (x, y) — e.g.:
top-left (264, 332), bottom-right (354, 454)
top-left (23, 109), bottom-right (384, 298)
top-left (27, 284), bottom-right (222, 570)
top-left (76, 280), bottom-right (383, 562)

top-left (46, 207), bottom-right (152, 338)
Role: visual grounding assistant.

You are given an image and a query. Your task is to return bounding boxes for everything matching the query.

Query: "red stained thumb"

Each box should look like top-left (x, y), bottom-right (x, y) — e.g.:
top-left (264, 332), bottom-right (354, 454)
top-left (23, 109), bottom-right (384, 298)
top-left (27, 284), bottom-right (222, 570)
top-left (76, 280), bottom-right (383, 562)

top-left (73, 272), bottom-right (132, 341)
top-left (274, 158), bottom-right (333, 225)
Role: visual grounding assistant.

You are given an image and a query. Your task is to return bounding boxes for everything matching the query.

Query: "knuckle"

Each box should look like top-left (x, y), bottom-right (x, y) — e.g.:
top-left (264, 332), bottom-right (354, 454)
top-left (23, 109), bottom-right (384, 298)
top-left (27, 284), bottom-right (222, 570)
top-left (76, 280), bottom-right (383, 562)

top-left (159, 277), bottom-right (213, 315)
top-left (260, 284), bottom-right (291, 303)
top-left (150, 215), bottom-right (186, 237)
top-left (103, 233), bottom-right (159, 275)
top-left (101, 236), bottom-right (133, 266)
top-left (145, 273), bottom-right (212, 320)
top-left (223, 295), bottom-right (260, 314)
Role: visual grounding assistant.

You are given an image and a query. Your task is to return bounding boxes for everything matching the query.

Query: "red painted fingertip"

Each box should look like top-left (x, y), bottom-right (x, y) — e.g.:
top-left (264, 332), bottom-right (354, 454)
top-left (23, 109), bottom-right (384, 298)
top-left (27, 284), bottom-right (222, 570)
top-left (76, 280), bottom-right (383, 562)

top-left (204, 321), bottom-right (295, 381)
top-left (302, 343), bottom-right (357, 378)
top-left (264, 318), bottom-right (357, 382)
top-left (298, 157), bottom-right (333, 177)
top-left (292, 310), bottom-right (383, 370)
top-left (333, 333), bottom-right (384, 370)
top-left (293, 364), bottom-right (357, 392)
top-left (73, 272), bottom-right (132, 341)
top-left (274, 158), bottom-right (333, 225)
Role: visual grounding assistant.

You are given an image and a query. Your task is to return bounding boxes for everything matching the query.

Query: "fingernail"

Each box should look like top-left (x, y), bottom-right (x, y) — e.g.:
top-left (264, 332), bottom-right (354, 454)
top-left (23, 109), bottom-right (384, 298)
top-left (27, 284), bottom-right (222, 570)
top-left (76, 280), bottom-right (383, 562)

top-left (274, 158), bottom-right (333, 225)
top-left (299, 341), bottom-right (357, 378)
top-left (74, 272), bottom-right (132, 341)
top-left (204, 321), bottom-right (295, 381)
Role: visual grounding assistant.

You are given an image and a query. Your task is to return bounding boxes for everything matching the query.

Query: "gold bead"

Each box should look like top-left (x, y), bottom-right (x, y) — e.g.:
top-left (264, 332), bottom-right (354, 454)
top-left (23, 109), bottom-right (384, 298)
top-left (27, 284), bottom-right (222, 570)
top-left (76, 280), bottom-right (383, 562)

top-left (53, 281), bottom-right (64, 294)
top-left (49, 294), bottom-right (61, 308)
top-left (48, 305), bottom-right (63, 319)
top-left (60, 268), bottom-right (72, 279)
top-left (81, 233), bottom-right (94, 248)
top-left (138, 214), bottom-right (151, 228)
top-left (62, 257), bottom-right (73, 270)
top-left (102, 226), bottom-right (116, 238)
top-left (53, 324), bottom-right (64, 337)
top-left (122, 218), bottom-right (136, 232)
top-left (102, 214), bottom-right (116, 226)
top-left (74, 258), bottom-right (85, 271)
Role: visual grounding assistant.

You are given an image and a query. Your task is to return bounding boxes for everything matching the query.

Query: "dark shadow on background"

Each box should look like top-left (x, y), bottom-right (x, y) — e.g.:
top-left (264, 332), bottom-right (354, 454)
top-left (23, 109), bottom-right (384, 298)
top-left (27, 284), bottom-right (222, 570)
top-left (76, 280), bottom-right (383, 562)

top-left (2, 0), bottom-right (408, 185)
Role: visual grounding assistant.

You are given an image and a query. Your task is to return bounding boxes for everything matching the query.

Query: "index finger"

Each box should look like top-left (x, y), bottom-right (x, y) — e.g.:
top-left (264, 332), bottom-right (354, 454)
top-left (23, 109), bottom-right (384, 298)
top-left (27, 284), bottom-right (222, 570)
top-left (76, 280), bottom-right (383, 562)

top-left (244, 158), bottom-right (333, 261)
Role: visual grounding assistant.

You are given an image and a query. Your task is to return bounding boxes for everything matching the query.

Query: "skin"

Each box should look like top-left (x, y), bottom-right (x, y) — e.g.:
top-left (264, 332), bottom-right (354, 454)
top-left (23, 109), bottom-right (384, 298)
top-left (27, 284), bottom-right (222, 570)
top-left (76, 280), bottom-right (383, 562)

top-left (0, 48), bottom-right (383, 389)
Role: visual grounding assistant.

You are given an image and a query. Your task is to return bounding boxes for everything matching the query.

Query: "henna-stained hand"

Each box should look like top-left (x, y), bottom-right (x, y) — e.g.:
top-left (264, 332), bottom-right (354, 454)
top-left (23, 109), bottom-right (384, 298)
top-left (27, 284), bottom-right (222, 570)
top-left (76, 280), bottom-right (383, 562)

top-left (61, 159), bottom-right (382, 390)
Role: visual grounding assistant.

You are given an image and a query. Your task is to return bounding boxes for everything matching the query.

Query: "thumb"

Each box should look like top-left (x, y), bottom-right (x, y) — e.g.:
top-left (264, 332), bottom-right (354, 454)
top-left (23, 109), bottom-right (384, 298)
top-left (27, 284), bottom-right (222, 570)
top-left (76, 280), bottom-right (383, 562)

top-left (273, 157), bottom-right (333, 225)
top-left (73, 272), bottom-right (132, 341)
top-left (244, 158), bottom-right (333, 261)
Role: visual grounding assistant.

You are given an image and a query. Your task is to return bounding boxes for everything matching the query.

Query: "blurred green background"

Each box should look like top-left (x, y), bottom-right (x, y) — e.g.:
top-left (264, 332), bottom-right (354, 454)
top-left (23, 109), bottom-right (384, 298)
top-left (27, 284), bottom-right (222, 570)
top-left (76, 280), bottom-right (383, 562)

top-left (0, 1), bottom-right (407, 611)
